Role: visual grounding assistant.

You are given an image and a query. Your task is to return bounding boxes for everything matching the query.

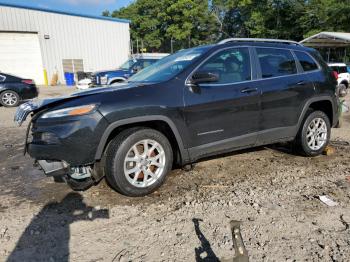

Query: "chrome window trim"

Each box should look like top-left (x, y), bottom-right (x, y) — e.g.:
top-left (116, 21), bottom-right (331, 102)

top-left (185, 46), bottom-right (254, 87)
top-left (185, 45), bottom-right (322, 87)
top-left (197, 70), bottom-right (322, 87)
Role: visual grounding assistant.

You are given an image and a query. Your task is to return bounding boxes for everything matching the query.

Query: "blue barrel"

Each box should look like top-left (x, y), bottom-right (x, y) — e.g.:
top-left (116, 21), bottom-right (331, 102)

top-left (64, 72), bottom-right (75, 86)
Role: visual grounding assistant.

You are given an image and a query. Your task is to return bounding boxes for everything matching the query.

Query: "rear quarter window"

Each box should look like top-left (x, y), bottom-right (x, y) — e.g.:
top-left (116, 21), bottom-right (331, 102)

top-left (294, 51), bottom-right (319, 72)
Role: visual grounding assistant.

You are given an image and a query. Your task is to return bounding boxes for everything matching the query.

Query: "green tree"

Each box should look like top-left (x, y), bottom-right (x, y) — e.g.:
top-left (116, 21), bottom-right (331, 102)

top-left (109, 0), bottom-right (217, 53)
top-left (105, 0), bottom-right (350, 51)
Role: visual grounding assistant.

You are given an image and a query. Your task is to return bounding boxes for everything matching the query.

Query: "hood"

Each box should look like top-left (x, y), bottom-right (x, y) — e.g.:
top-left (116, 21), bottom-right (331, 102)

top-left (71, 82), bottom-right (137, 97)
top-left (14, 82), bottom-right (143, 125)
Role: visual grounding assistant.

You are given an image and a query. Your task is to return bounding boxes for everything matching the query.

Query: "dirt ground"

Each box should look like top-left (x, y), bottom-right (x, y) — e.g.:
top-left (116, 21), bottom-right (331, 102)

top-left (1, 86), bottom-right (350, 262)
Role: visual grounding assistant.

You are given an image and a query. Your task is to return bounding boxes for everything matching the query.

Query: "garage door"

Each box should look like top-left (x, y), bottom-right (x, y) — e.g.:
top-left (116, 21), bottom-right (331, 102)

top-left (0, 32), bottom-right (44, 84)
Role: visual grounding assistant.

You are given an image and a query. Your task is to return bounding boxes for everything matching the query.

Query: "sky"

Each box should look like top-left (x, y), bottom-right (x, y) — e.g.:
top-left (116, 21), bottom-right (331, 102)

top-left (0, 0), bottom-right (133, 16)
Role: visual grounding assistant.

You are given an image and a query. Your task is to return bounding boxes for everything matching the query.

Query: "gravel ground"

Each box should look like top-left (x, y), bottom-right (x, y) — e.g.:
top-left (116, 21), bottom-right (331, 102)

top-left (0, 86), bottom-right (350, 262)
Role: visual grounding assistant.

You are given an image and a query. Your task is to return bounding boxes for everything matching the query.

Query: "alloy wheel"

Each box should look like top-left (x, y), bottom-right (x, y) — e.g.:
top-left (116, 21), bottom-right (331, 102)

top-left (124, 139), bottom-right (166, 188)
top-left (306, 117), bottom-right (328, 151)
top-left (1, 92), bottom-right (18, 106)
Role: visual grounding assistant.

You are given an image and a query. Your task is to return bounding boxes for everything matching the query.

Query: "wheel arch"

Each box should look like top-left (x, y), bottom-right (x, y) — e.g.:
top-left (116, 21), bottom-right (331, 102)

top-left (298, 96), bottom-right (337, 129)
top-left (108, 77), bottom-right (126, 85)
top-left (95, 116), bottom-right (189, 165)
top-left (340, 80), bottom-right (349, 88)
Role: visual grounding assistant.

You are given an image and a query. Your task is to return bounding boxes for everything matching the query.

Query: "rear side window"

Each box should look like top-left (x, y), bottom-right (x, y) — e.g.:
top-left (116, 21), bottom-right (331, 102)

top-left (295, 51), bottom-right (319, 72)
top-left (257, 48), bottom-right (297, 78)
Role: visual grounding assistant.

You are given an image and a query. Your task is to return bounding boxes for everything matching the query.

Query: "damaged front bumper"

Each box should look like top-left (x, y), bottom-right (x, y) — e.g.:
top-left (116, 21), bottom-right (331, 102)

top-left (36, 160), bottom-right (70, 177)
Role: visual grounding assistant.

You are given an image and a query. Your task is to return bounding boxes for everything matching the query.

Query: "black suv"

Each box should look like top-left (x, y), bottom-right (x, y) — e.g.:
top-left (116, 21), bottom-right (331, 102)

top-left (15, 39), bottom-right (339, 196)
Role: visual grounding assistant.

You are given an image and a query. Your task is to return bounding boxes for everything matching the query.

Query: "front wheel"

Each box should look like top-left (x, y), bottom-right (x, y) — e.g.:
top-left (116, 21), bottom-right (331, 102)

top-left (294, 110), bottom-right (331, 156)
top-left (105, 128), bottom-right (173, 197)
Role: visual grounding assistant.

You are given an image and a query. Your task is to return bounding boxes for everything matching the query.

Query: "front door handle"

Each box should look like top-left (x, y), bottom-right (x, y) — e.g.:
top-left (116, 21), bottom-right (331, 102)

top-left (241, 87), bottom-right (258, 94)
top-left (297, 81), bottom-right (307, 86)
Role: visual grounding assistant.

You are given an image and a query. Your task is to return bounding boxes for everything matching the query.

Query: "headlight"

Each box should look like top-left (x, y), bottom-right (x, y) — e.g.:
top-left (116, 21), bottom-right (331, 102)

top-left (100, 76), bottom-right (108, 85)
top-left (40, 104), bottom-right (98, 119)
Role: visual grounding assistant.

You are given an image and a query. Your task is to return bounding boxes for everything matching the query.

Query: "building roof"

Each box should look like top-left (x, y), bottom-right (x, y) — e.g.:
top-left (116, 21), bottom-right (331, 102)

top-left (0, 2), bottom-right (130, 24)
top-left (300, 32), bottom-right (350, 47)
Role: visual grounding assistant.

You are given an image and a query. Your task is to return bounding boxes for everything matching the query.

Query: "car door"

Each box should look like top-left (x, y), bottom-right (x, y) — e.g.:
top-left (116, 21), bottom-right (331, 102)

top-left (183, 47), bottom-right (261, 159)
top-left (255, 47), bottom-right (315, 144)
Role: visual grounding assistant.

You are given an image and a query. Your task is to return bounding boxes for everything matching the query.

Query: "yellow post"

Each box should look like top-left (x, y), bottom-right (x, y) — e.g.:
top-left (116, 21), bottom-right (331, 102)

top-left (43, 69), bottom-right (48, 86)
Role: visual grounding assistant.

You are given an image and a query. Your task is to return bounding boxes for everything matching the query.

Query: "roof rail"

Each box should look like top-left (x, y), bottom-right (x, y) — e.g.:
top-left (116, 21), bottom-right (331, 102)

top-left (218, 38), bottom-right (303, 46)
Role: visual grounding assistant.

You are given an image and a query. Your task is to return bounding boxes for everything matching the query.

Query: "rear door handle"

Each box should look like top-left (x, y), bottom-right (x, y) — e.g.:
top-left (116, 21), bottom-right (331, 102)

top-left (297, 81), bottom-right (306, 86)
top-left (241, 87), bottom-right (258, 94)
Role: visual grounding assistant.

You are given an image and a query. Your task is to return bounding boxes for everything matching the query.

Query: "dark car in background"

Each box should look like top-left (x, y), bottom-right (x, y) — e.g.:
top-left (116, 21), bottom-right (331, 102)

top-left (90, 53), bottom-right (169, 86)
top-left (15, 38), bottom-right (339, 197)
top-left (0, 73), bottom-right (38, 107)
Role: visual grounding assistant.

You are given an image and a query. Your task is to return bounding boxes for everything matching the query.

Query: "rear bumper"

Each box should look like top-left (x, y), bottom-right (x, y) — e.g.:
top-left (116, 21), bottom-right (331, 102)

top-left (333, 96), bottom-right (341, 127)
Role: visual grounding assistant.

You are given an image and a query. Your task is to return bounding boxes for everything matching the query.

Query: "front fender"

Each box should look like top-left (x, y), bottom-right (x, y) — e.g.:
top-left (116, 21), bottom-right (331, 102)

top-left (94, 115), bottom-right (190, 164)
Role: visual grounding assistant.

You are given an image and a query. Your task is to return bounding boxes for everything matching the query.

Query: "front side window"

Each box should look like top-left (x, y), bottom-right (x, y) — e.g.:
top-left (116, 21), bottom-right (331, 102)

top-left (196, 47), bottom-right (251, 84)
top-left (257, 48), bottom-right (297, 78)
top-left (295, 51), bottom-right (319, 72)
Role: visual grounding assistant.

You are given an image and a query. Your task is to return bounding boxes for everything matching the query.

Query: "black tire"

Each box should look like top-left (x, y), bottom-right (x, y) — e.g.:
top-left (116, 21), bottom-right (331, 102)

top-left (105, 128), bottom-right (173, 197)
top-left (0, 90), bottom-right (20, 107)
top-left (294, 110), bottom-right (331, 156)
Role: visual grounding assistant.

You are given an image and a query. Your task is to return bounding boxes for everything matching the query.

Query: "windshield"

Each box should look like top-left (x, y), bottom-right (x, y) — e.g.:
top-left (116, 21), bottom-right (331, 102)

top-left (120, 59), bottom-right (136, 70)
top-left (128, 46), bottom-right (210, 83)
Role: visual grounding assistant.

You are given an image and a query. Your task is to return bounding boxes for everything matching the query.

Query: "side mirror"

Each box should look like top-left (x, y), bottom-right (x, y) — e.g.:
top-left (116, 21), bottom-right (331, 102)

top-left (190, 71), bottom-right (219, 85)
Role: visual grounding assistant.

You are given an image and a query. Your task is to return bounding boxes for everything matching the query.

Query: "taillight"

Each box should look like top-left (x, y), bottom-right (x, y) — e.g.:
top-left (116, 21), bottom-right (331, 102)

top-left (332, 71), bottom-right (339, 80)
top-left (22, 79), bottom-right (34, 85)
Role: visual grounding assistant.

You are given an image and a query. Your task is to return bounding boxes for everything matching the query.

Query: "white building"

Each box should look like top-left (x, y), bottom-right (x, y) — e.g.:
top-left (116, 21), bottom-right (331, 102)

top-left (0, 3), bottom-right (130, 85)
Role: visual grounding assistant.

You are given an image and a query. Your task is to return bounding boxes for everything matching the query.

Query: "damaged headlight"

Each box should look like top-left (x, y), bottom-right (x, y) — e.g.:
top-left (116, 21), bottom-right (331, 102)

top-left (33, 132), bottom-right (60, 144)
top-left (40, 104), bottom-right (98, 119)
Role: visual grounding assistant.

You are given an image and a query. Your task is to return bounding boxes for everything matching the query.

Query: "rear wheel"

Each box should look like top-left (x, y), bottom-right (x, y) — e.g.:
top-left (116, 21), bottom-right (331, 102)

top-left (0, 90), bottom-right (19, 107)
top-left (105, 128), bottom-right (173, 197)
top-left (294, 110), bottom-right (331, 156)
